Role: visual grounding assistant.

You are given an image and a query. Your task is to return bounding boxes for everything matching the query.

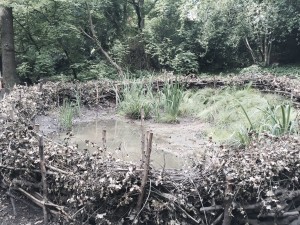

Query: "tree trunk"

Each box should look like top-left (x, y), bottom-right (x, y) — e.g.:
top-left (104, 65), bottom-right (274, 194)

top-left (131, 0), bottom-right (145, 30)
top-left (0, 7), bottom-right (19, 89)
top-left (244, 37), bottom-right (257, 64)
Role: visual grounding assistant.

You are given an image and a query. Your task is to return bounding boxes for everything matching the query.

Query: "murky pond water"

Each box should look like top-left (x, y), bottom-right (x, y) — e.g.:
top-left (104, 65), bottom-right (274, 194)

top-left (55, 118), bottom-right (206, 169)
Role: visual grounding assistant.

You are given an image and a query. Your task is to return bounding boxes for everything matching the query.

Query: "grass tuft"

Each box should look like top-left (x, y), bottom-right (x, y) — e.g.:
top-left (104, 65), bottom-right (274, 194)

top-left (118, 80), bottom-right (153, 119)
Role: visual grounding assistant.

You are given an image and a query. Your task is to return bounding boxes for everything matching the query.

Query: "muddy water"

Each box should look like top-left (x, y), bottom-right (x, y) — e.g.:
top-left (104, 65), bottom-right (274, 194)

top-left (56, 119), bottom-right (206, 169)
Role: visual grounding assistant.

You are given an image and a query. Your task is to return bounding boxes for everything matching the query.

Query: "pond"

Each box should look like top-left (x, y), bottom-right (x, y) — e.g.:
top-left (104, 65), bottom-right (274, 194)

top-left (54, 118), bottom-right (207, 169)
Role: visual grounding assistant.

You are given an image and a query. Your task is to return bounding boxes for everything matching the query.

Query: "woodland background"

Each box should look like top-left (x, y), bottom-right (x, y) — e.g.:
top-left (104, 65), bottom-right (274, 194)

top-left (1, 0), bottom-right (300, 86)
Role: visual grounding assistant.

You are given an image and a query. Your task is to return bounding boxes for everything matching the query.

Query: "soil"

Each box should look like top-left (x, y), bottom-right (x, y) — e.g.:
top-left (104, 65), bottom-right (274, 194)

top-left (0, 188), bottom-right (44, 225)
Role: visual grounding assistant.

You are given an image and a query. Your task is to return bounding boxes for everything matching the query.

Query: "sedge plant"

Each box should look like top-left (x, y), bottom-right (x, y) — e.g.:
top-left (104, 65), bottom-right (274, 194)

top-left (59, 91), bottom-right (81, 130)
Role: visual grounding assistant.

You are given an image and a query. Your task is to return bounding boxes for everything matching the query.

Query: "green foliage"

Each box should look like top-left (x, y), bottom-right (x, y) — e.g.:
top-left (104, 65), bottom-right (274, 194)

top-left (262, 64), bottom-right (300, 77)
top-left (6, 0), bottom-right (300, 79)
top-left (118, 81), bottom-right (153, 119)
top-left (118, 78), bottom-right (184, 123)
top-left (16, 62), bottom-right (31, 78)
top-left (59, 99), bottom-right (74, 130)
top-left (179, 87), bottom-right (292, 146)
top-left (260, 104), bottom-right (297, 135)
top-left (77, 61), bottom-right (119, 81)
top-left (160, 81), bottom-right (183, 123)
top-left (109, 39), bottom-right (129, 66)
top-left (59, 92), bottom-right (81, 130)
top-left (237, 102), bottom-right (298, 147)
top-left (239, 65), bottom-right (263, 75)
top-left (171, 51), bottom-right (198, 74)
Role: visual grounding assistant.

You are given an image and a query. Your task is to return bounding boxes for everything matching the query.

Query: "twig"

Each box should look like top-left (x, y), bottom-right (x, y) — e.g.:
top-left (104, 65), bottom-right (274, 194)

top-left (12, 179), bottom-right (41, 188)
top-left (258, 211), bottom-right (299, 218)
top-left (8, 187), bottom-right (17, 216)
top-left (0, 165), bottom-right (57, 175)
top-left (211, 213), bottom-right (224, 225)
top-left (190, 178), bottom-right (208, 225)
top-left (6, 189), bottom-right (40, 211)
top-left (175, 203), bottom-right (202, 224)
top-left (200, 205), bottom-right (223, 212)
top-left (46, 165), bottom-right (71, 175)
top-left (15, 187), bottom-right (70, 219)
top-left (72, 206), bottom-right (86, 219)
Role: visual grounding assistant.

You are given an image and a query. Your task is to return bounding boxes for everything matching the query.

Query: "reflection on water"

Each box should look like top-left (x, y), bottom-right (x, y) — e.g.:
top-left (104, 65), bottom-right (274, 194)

top-left (56, 119), bottom-right (188, 169)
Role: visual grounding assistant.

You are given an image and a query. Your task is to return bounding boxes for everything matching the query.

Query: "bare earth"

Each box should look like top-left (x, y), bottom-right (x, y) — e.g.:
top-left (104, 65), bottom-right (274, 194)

top-left (0, 188), bottom-right (44, 225)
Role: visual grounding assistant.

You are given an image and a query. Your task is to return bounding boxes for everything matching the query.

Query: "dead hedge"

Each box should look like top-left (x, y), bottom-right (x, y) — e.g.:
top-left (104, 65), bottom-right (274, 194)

top-left (0, 74), bottom-right (300, 225)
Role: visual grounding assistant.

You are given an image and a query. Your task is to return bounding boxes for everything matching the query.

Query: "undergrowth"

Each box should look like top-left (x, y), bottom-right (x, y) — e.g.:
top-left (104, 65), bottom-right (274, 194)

top-left (180, 86), bottom-right (298, 146)
top-left (118, 76), bottom-right (299, 146)
top-left (118, 79), bottom-right (183, 122)
top-left (59, 92), bottom-right (81, 130)
top-left (118, 80), bottom-right (153, 119)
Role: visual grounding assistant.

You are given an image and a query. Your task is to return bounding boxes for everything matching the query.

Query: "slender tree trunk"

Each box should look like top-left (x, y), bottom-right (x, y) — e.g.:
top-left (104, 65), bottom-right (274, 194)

top-left (131, 0), bottom-right (145, 30)
top-left (0, 7), bottom-right (19, 89)
top-left (266, 40), bottom-right (272, 67)
top-left (263, 35), bottom-right (272, 67)
top-left (244, 37), bottom-right (257, 64)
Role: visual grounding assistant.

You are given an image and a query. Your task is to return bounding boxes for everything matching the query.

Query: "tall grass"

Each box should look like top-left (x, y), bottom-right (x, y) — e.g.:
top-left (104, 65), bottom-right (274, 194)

top-left (118, 79), bottom-right (183, 122)
top-left (59, 99), bottom-right (74, 130)
top-left (59, 90), bottom-right (81, 130)
top-left (258, 103), bottom-right (297, 135)
top-left (179, 87), bottom-right (296, 146)
top-left (118, 80), bottom-right (154, 119)
top-left (159, 81), bottom-right (183, 123)
top-left (118, 79), bottom-right (298, 146)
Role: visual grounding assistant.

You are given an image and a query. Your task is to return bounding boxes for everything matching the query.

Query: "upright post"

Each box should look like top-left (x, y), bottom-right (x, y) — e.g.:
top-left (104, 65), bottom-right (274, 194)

top-left (39, 135), bottom-right (48, 224)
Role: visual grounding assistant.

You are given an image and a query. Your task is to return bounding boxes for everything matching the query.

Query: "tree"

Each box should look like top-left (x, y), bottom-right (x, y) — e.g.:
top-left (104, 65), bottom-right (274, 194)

top-left (0, 6), bottom-right (19, 89)
top-left (239, 0), bottom-right (300, 66)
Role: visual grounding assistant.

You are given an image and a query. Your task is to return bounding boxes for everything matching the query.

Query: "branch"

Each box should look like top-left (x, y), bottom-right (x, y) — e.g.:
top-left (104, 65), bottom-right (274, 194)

top-left (79, 6), bottom-right (124, 77)
top-left (200, 205), bottom-right (223, 212)
top-left (14, 187), bottom-right (71, 220)
top-left (258, 211), bottom-right (299, 219)
top-left (211, 213), bottom-right (224, 225)
top-left (46, 165), bottom-right (72, 175)
top-left (176, 203), bottom-right (202, 224)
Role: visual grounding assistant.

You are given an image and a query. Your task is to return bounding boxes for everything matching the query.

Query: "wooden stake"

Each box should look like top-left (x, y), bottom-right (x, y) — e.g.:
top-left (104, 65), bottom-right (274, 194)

top-left (135, 132), bottom-right (153, 222)
top-left (8, 187), bottom-right (16, 216)
top-left (39, 82), bottom-right (43, 91)
top-left (222, 175), bottom-right (234, 225)
top-left (34, 124), bottom-right (40, 132)
top-left (102, 129), bottom-right (107, 150)
top-left (140, 108), bottom-right (145, 168)
top-left (39, 135), bottom-right (48, 225)
top-left (96, 87), bottom-right (99, 103)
